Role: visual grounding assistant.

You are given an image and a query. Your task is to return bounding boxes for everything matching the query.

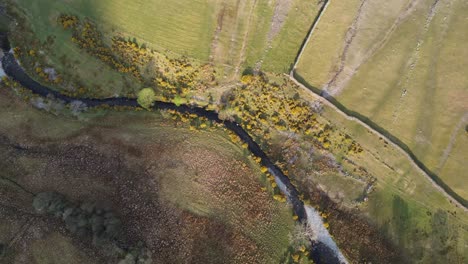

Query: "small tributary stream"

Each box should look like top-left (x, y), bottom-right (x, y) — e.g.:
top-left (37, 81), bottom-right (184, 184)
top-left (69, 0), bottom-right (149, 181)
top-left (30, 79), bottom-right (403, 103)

top-left (0, 35), bottom-right (347, 264)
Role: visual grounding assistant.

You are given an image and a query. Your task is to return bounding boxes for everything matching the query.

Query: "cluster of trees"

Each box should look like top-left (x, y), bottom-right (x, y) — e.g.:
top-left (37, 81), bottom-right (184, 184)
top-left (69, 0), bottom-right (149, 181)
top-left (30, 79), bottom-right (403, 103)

top-left (11, 16), bottom-right (103, 98)
top-left (111, 36), bottom-right (217, 101)
top-left (225, 74), bottom-right (320, 154)
top-left (12, 47), bottom-right (21, 58)
top-left (265, 172), bottom-right (287, 202)
top-left (1, 77), bottom-right (40, 103)
top-left (162, 109), bottom-right (215, 130)
top-left (233, 74), bottom-right (317, 134)
top-left (58, 14), bottom-right (217, 102)
top-left (112, 37), bottom-right (151, 67)
top-left (237, 150), bottom-right (288, 202)
top-left (32, 192), bottom-right (152, 263)
top-left (33, 192), bottom-right (122, 244)
top-left (58, 15), bottom-right (142, 80)
top-left (15, 43), bottom-right (96, 98)
top-left (151, 57), bottom-right (217, 103)
top-left (225, 74), bottom-right (363, 155)
top-left (118, 243), bottom-right (152, 264)
top-left (58, 15), bottom-right (78, 29)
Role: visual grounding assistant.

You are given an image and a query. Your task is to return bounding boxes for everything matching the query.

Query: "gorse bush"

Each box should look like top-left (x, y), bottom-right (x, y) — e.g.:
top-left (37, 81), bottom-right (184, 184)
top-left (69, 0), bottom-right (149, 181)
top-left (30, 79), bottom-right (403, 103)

top-left (58, 14), bottom-right (216, 100)
top-left (224, 74), bottom-right (363, 155)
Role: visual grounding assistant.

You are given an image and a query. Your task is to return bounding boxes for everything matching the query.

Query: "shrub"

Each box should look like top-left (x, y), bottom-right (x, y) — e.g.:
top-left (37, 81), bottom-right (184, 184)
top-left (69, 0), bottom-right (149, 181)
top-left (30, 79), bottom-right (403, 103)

top-left (289, 223), bottom-right (313, 249)
top-left (33, 192), bottom-right (69, 216)
top-left (32, 192), bottom-right (122, 244)
top-left (118, 244), bottom-right (152, 264)
top-left (172, 95), bottom-right (186, 106)
top-left (31, 191), bottom-right (151, 262)
top-left (137, 88), bottom-right (156, 109)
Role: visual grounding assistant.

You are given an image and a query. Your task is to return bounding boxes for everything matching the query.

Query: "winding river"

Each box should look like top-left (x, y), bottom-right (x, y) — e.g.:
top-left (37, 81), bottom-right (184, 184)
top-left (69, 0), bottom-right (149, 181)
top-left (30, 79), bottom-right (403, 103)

top-left (0, 35), bottom-right (346, 264)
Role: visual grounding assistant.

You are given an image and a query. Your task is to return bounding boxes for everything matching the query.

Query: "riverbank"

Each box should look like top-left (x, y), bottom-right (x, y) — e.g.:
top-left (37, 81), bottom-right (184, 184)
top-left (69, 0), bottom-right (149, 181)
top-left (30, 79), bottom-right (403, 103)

top-left (0, 61), bottom-right (5, 79)
top-left (0, 40), bottom-right (5, 78)
top-left (0, 35), bottom-right (346, 264)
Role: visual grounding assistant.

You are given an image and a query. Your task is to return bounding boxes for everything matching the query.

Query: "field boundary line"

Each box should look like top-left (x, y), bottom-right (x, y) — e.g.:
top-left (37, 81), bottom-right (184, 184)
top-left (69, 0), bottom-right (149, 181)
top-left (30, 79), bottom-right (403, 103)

top-left (287, 0), bottom-right (467, 210)
top-left (288, 73), bottom-right (467, 211)
top-left (289, 0), bottom-right (330, 74)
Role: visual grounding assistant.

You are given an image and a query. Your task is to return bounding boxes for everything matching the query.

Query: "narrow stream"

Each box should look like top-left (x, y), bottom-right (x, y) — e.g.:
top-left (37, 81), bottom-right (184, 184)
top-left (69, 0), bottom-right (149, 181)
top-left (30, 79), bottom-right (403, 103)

top-left (1, 35), bottom-right (347, 264)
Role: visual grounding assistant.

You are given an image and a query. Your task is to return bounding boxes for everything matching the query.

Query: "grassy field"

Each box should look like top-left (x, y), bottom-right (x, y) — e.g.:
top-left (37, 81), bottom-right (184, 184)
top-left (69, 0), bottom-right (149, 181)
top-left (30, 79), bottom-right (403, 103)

top-left (8, 0), bottom-right (141, 97)
top-left (295, 0), bottom-right (468, 200)
top-left (0, 87), bottom-right (297, 263)
top-left (218, 72), bottom-right (466, 261)
top-left (292, 86), bottom-right (468, 263)
top-left (295, 0), bottom-right (363, 87)
top-left (259, 0), bottom-right (321, 73)
top-left (8, 0), bottom-right (321, 87)
top-left (13, 0), bottom-right (217, 60)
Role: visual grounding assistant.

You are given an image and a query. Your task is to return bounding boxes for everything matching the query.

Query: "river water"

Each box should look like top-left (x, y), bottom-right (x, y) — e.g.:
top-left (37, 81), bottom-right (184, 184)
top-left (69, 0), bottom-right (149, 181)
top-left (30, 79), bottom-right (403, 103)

top-left (305, 206), bottom-right (348, 263)
top-left (269, 167), bottom-right (347, 264)
top-left (0, 50), bottom-right (5, 78)
top-left (0, 64), bottom-right (5, 79)
top-left (1, 35), bottom-right (347, 264)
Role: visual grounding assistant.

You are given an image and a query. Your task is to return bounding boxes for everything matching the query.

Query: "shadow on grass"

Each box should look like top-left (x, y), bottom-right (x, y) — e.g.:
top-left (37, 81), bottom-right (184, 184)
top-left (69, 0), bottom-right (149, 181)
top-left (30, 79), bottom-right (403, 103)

top-left (293, 71), bottom-right (467, 208)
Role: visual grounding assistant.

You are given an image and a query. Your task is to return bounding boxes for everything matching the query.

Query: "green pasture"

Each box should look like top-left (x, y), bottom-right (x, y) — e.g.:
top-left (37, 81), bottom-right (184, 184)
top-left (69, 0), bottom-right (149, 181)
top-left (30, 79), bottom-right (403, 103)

top-left (295, 0), bottom-right (467, 200)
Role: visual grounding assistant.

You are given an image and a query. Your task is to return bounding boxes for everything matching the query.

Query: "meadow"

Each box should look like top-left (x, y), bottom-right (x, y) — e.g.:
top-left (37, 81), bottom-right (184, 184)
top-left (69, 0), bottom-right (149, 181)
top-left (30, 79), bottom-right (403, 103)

top-left (8, 0), bottom-right (321, 87)
top-left (294, 86), bottom-right (468, 263)
top-left (0, 86), bottom-right (299, 263)
top-left (295, 0), bottom-right (468, 200)
top-left (295, 0), bottom-right (363, 87)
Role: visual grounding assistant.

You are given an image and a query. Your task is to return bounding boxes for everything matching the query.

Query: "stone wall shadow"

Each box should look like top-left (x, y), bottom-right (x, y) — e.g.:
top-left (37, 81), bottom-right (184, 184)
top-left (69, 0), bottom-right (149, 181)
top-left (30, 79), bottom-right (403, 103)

top-left (293, 70), bottom-right (467, 208)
